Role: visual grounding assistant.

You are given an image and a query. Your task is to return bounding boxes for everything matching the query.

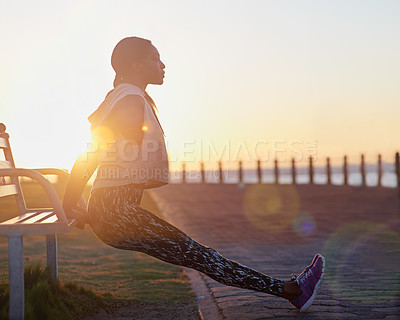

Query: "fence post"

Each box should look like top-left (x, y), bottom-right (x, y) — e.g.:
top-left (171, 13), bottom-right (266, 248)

top-left (377, 154), bottom-right (382, 187)
top-left (257, 160), bottom-right (262, 184)
top-left (274, 159), bottom-right (279, 184)
top-left (327, 157), bottom-right (331, 185)
top-left (238, 160), bottom-right (243, 184)
top-left (218, 161), bottom-right (223, 184)
top-left (361, 154), bottom-right (366, 186)
top-left (396, 152), bottom-right (400, 187)
top-left (343, 155), bottom-right (348, 185)
top-left (396, 152), bottom-right (400, 214)
top-left (291, 158), bottom-right (296, 184)
top-left (200, 162), bottom-right (205, 184)
top-left (309, 156), bottom-right (314, 184)
top-left (182, 163), bottom-right (186, 184)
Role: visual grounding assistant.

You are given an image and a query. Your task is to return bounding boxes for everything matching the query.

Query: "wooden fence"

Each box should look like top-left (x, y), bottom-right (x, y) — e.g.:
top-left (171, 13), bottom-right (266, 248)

top-left (180, 152), bottom-right (400, 187)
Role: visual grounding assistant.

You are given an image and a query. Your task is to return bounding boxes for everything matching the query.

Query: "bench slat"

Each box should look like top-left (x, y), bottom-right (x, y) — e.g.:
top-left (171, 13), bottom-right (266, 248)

top-left (0, 219), bottom-right (76, 236)
top-left (38, 214), bottom-right (59, 224)
top-left (0, 160), bottom-right (13, 168)
top-left (0, 137), bottom-right (8, 149)
top-left (1, 211), bottom-right (46, 225)
top-left (0, 184), bottom-right (19, 197)
top-left (19, 211), bottom-right (56, 224)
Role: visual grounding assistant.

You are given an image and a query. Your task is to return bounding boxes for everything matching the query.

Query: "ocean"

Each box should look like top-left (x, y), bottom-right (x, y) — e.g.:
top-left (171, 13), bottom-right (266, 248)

top-left (170, 163), bottom-right (399, 188)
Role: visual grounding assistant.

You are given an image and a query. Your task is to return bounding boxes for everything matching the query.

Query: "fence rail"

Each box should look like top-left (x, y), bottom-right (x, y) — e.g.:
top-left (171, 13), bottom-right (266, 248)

top-left (178, 152), bottom-right (400, 188)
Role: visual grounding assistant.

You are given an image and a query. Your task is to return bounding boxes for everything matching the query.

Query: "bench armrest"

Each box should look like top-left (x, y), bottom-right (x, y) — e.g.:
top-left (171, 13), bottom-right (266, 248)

top-left (32, 168), bottom-right (86, 209)
top-left (33, 168), bottom-right (70, 181)
top-left (0, 168), bottom-right (68, 224)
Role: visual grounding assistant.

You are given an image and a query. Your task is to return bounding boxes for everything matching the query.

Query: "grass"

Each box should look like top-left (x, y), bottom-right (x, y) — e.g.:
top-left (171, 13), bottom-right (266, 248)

top-left (0, 264), bottom-right (112, 320)
top-left (0, 178), bottom-right (199, 319)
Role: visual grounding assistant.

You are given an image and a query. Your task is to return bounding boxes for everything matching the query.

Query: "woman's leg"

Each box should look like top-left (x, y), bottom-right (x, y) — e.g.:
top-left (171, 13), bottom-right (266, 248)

top-left (88, 184), bottom-right (286, 297)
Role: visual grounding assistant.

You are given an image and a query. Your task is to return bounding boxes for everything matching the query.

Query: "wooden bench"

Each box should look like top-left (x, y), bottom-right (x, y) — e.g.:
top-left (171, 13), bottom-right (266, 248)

top-left (0, 123), bottom-right (80, 320)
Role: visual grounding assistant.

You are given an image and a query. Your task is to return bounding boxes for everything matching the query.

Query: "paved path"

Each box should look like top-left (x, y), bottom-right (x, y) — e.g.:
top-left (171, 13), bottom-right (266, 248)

top-left (151, 184), bottom-right (400, 320)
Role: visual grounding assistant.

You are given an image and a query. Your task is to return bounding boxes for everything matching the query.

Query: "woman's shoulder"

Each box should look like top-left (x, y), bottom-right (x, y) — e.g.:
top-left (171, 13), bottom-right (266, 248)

top-left (113, 94), bottom-right (145, 112)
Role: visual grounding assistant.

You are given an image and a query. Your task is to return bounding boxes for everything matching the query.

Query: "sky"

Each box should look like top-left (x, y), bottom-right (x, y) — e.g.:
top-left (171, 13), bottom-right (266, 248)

top-left (0, 0), bottom-right (399, 172)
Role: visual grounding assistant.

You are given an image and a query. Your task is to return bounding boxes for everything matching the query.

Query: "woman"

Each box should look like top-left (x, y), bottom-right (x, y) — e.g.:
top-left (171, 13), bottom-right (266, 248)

top-left (63, 36), bottom-right (325, 312)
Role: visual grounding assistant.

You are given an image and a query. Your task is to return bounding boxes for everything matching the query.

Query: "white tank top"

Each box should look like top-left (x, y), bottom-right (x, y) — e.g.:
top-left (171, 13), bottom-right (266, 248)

top-left (89, 83), bottom-right (169, 190)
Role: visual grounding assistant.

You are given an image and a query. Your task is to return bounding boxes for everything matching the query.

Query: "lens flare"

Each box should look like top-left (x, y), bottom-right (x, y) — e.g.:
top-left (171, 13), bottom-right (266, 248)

top-left (291, 212), bottom-right (316, 237)
top-left (93, 125), bottom-right (115, 142)
top-left (242, 184), bottom-right (300, 233)
top-left (322, 221), bottom-right (400, 303)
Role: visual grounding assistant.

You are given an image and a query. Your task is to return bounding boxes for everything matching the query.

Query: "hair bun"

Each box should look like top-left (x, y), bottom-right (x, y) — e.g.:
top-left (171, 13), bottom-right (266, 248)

top-left (111, 37), bottom-right (152, 75)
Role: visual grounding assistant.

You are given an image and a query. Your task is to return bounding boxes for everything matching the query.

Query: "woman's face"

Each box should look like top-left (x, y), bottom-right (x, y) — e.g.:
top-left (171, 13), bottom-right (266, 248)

top-left (140, 45), bottom-right (165, 85)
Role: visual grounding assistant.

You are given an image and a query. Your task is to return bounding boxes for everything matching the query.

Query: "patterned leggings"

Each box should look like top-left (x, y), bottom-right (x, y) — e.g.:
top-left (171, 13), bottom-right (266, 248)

top-left (87, 183), bottom-right (285, 297)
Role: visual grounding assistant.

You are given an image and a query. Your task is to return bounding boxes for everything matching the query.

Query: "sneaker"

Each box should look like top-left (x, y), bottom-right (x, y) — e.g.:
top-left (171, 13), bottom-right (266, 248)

top-left (290, 253), bottom-right (320, 282)
top-left (290, 253), bottom-right (321, 281)
top-left (290, 254), bottom-right (325, 312)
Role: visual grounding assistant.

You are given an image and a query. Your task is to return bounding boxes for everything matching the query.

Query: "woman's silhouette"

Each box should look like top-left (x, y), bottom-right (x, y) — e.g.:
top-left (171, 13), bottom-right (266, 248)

top-left (63, 36), bottom-right (325, 312)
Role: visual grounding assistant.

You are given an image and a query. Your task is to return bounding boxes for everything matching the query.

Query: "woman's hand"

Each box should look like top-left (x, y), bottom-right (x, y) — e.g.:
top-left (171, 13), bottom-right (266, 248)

top-left (63, 203), bottom-right (87, 230)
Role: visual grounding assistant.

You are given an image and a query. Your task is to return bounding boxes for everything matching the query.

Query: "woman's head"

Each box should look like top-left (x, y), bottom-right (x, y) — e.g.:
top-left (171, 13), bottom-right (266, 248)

top-left (112, 37), bottom-right (165, 88)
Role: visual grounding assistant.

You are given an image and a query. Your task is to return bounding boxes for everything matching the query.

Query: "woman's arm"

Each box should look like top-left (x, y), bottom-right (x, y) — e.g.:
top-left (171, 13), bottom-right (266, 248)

top-left (63, 94), bottom-right (144, 225)
top-left (104, 95), bottom-right (145, 142)
top-left (63, 142), bottom-right (100, 229)
top-left (63, 147), bottom-right (100, 208)
top-left (62, 144), bottom-right (100, 228)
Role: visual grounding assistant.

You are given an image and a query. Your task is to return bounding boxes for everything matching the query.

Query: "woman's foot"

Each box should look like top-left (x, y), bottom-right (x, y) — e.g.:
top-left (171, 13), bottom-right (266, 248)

top-left (282, 280), bottom-right (302, 300)
top-left (285, 253), bottom-right (325, 312)
top-left (282, 253), bottom-right (320, 300)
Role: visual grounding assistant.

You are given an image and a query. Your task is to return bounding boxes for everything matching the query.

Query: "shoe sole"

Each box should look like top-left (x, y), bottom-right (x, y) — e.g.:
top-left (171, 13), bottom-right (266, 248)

top-left (299, 254), bottom-right (326, 312)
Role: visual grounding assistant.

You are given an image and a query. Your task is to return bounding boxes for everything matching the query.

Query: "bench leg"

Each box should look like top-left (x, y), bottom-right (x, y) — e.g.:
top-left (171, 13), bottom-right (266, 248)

top-left (8, 235), bottom-right (24, 320)
top-left (46, 234), bottom-right (58, 281)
